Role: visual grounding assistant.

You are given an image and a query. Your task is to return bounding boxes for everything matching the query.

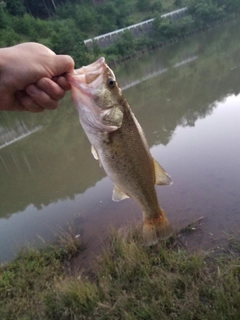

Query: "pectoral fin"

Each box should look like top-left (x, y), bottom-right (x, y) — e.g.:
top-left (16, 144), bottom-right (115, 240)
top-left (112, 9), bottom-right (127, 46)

top-left (153, 158), bottom-right (173, 186)
top-left (91, 145), bottom-right (102, 167)
top-left (112, 185), bottom-right (130, 202)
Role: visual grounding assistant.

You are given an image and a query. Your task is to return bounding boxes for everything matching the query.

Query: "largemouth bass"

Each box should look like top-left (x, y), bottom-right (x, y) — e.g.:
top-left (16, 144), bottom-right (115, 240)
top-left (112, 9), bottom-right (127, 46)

top-left (67, 57), bottom-right (173, 245)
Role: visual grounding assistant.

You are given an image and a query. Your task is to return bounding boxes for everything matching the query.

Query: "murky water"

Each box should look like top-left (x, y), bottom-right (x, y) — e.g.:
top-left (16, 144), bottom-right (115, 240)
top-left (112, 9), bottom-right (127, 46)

top-left (1, 21), bottom-right (240, 263)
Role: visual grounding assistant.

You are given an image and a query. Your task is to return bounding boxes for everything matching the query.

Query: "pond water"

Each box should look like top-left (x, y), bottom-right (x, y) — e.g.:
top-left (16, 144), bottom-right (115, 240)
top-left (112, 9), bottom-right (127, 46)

top-left (0, 21), bottom-right (240, 263)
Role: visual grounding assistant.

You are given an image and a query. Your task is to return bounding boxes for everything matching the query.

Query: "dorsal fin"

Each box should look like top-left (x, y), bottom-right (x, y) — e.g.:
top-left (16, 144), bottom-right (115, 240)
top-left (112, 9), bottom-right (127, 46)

top-left (112, 185), bottom-right (130, 202)
top-left (153, 158), bottom-right (173, 186)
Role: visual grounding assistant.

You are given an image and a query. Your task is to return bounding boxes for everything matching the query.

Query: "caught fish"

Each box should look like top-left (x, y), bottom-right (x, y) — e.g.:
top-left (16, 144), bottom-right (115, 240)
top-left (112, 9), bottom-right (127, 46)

top-left (67, 57), bottom-right (173, 245)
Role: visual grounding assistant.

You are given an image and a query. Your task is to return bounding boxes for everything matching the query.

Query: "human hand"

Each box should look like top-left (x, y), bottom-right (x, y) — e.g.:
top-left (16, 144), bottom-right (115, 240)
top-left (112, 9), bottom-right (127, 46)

top-left (0, 42), bottom-right (74, 112)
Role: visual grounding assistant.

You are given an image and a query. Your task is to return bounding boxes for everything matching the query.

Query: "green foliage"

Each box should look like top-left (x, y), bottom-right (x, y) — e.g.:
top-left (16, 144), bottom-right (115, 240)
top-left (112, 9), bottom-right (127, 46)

top-left (23, 0), bottom-right (61, 18)
top-left (115, 0), bottom-right (135, 20)
top-left (150, 0), bottom-right (240, 50)
top-left (11, 13), bottom-right (40, 39)
top-left (152, 14), bottom-right (178, 41)
top-left (0, 26), bottom-right (22, 47)
top-left (137, 0), bottom-right (152, 12)
top-left (48, 19), bottom-right (89, 67)
top-left (97, 2), bottom-right (119, 33)
top-left (152, 0), bottom-right (163, 12)
top-left (5, 0), bottom-right (25, 16)
top-left (74, 5), bottom-right (96, 33)
top-left (175, 15), bottom-right (194, 34)
top-left (1, 0), bottom-right (240, 67)
top-left (188, 0), bottom-right (225, 26)
top-left (174, 0), bottom-right (183, 6)
top-left (224, 0), bottom-right (240, 12)
top-left (0, 3), bottom-right (8, 28)
top-left (103, 28), bottom-right (151, 60)
top-left (92, 40), bottom-right (103, 58)
top-left (55, 0), bottom-right (76, 19)
top-left (115, 29), bottom-right (135, 55)
top-left (134, 35), bottom-right (153, 50)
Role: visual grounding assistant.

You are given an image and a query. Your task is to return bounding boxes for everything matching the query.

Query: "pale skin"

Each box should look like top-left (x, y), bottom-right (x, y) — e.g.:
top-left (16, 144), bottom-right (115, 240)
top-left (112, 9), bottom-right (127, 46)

top-left (0, 42), bottom-right (74, 112)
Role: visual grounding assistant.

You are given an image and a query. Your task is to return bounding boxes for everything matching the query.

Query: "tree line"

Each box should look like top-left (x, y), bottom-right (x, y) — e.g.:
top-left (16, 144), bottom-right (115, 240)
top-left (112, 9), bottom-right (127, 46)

top-left (103, 0), bottom-right (240, 61)
top-left (0, 0), bottom-right (240, 66)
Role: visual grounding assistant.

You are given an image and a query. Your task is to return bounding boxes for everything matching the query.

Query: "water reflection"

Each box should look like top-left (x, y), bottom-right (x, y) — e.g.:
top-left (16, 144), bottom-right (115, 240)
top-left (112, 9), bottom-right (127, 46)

top-left (0, 121), bottom-right (42, 150)
top-left (1, 21), bottom-right (240, 262)
top-left (120, 55), bottom-right (198, 90)
top-left (151, 94), bottom-right (240, 246)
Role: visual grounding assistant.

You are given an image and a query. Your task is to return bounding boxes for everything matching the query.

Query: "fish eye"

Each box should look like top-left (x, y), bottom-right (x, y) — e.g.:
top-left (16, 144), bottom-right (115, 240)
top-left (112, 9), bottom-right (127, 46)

top-left (108, 78), bottom-right (116, 88)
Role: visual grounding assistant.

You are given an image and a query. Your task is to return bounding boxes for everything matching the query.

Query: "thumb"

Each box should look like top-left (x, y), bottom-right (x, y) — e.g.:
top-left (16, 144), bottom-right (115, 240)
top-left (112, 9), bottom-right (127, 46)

top-left (53, 54), bottom-right (75, 76)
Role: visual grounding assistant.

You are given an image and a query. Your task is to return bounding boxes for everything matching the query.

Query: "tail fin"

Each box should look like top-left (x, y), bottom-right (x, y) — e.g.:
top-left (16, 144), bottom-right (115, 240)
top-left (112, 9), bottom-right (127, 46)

top-left (143, 208), bottom-right (173, 246)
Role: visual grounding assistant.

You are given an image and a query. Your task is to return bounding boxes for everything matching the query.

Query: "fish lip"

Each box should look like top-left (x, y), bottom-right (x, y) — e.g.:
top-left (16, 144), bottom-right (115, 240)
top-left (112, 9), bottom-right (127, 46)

top-left (73, 57), bottom-right (106, 75)
top-left (67, 56), bottom-right (107, 85)
top-left (67, 57), bottom-right (107, 97)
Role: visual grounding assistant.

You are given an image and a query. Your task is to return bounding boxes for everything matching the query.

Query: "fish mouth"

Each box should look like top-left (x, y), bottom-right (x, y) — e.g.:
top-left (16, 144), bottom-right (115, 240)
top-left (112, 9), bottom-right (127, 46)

top-left (74, 57), bottom-right (106, 75)
top-left (67, 57), bottom-right (107, 96)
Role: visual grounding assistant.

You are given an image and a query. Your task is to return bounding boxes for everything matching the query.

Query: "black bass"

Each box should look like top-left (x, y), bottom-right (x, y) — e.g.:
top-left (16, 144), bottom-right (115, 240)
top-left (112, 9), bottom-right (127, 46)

top-left (67, 57), bottom-right (173, 245)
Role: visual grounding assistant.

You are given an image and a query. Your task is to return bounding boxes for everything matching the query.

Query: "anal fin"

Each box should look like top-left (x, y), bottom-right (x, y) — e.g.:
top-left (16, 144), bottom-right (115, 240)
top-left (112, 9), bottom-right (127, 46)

top-left (153, 158), bottom-right (173, 186)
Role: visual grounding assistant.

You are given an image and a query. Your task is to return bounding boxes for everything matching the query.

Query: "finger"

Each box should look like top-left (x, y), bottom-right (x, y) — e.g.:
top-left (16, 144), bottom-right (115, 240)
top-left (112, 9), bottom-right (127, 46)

top-left (53, 75), bottom-right (72, 91)
top-left (26, 84), bottom-right (59, 110)
top-left (16, 92), bottom-right (45, 113)
top-left (36, 78), bottom-right (66, 100)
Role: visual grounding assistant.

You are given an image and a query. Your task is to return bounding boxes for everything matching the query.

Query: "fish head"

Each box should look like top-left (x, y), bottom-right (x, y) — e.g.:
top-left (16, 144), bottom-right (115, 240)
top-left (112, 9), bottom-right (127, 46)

top-left (67, 57), bottom-right (123, 133)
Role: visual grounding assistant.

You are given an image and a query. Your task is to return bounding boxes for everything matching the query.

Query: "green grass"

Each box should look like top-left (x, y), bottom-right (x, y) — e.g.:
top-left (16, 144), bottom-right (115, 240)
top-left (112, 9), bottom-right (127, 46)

top-left (1, 227), bottom-right (239, 320)
top-left (0, 226), bottom-right (82, 320)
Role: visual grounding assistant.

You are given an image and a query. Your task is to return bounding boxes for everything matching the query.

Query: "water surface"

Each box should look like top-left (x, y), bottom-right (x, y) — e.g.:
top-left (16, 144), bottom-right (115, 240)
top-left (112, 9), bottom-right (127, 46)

top-left (0, 21), bottom-right (240, 263)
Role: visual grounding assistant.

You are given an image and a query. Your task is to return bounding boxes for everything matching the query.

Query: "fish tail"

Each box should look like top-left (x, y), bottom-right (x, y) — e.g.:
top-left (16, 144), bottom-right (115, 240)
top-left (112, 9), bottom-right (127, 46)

top-left (143, 208), bottom-right (173, 246)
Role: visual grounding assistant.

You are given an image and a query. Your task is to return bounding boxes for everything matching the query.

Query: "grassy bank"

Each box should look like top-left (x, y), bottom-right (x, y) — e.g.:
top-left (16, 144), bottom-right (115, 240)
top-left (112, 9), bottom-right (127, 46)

top-left (1, 227), bottom-right (239, 320)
